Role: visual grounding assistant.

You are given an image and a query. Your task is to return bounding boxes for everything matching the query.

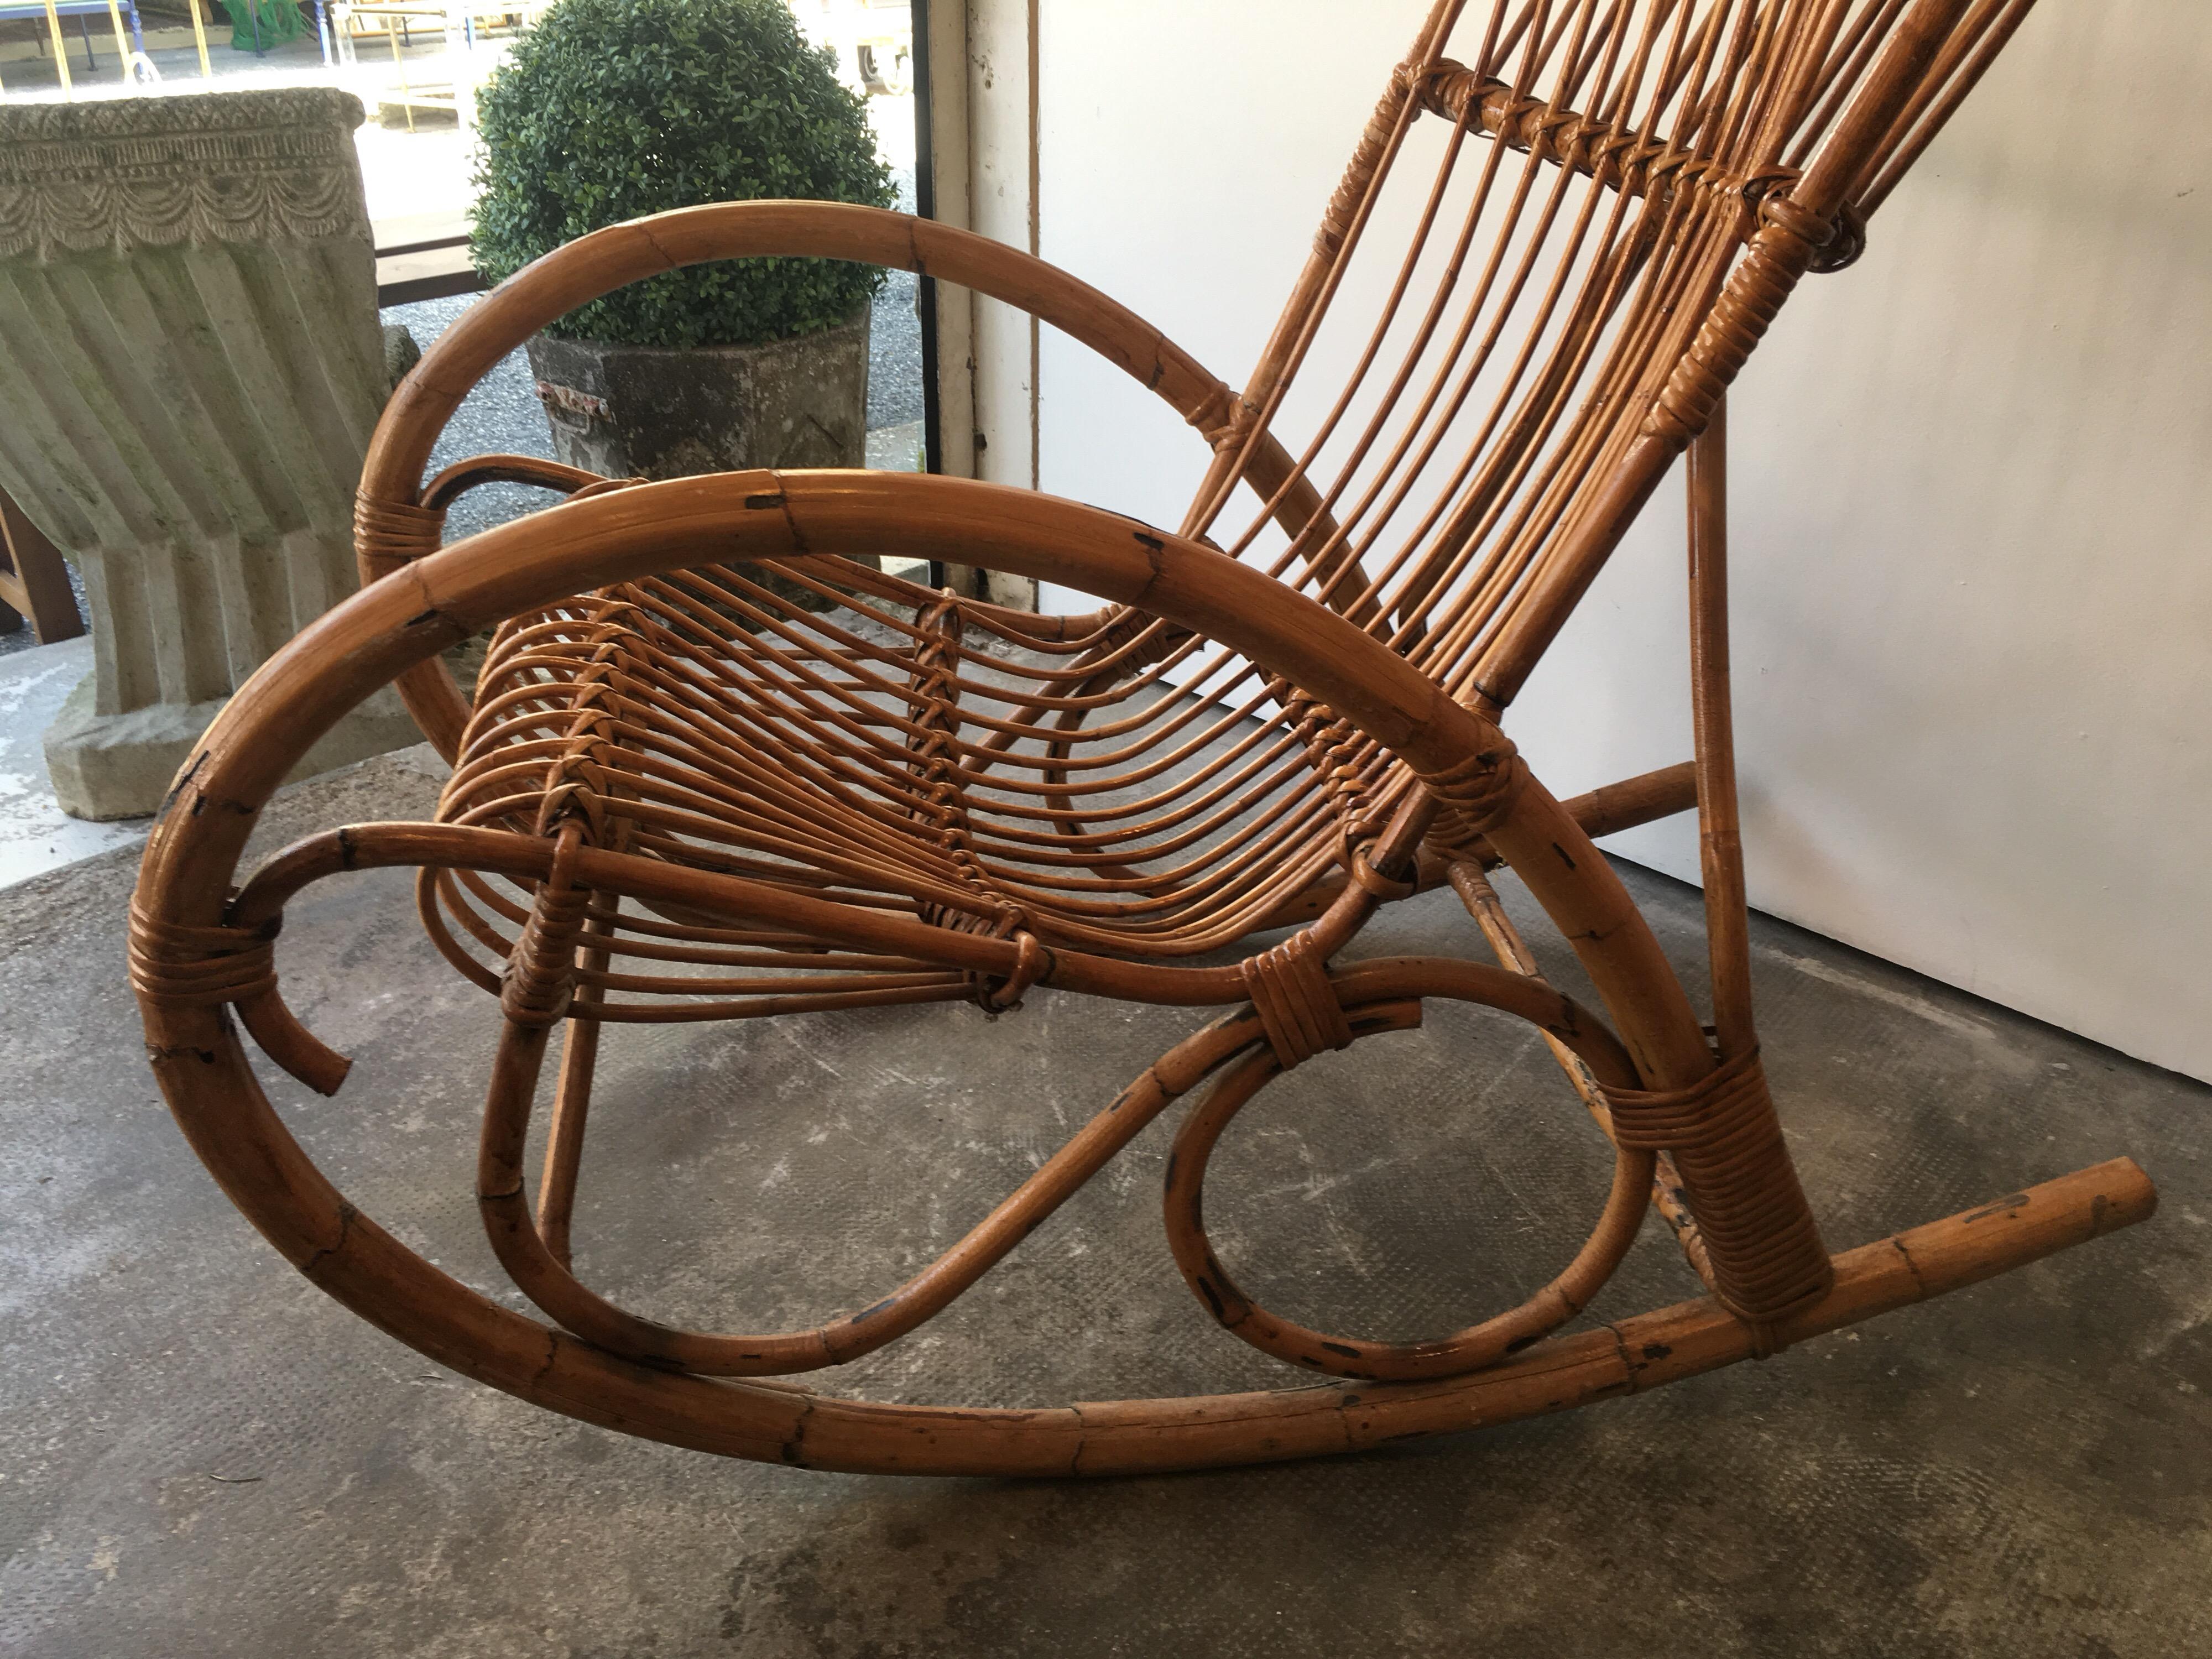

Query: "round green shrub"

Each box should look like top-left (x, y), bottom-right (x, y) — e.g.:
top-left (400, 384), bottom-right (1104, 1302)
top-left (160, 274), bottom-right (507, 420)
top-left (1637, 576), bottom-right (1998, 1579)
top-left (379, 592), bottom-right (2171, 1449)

top-left (472, 0), bottom-right (895, 348)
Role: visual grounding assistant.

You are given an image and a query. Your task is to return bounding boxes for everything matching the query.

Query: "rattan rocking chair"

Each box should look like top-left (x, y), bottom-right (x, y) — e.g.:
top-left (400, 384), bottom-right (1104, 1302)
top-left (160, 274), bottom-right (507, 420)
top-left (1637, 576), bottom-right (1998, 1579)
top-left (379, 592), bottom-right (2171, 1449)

top-left (133, 0), bottom-right (2154, 1477)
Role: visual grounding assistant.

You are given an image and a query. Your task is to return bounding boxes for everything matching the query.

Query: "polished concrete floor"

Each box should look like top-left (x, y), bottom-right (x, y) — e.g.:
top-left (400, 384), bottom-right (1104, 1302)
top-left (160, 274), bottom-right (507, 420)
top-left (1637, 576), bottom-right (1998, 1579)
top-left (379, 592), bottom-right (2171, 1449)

top-left (2, 748), bottom-right (2205, 1657)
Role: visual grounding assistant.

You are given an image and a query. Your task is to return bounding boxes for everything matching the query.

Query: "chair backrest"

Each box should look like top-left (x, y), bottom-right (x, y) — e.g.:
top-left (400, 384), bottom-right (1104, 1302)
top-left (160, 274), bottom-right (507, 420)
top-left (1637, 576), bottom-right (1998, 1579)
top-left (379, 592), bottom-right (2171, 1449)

top-left (1178, 0), bottom-right (2036, 714)
top-left (420, 1), bottom-right (2047, 964)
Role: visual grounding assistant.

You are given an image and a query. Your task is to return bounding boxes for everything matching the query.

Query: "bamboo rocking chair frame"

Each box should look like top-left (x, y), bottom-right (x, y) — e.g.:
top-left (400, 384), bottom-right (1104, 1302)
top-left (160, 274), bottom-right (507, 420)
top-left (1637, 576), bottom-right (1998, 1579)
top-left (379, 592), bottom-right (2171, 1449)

top-left (133, 0), bottom-right (2153, 1477)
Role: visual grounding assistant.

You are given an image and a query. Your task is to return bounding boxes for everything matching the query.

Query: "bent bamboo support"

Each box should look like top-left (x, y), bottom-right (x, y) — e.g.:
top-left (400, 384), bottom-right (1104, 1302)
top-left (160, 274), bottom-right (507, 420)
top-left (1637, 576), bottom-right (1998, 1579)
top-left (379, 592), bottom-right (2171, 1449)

top-left (140, 972), bottom-right (2157, 1477)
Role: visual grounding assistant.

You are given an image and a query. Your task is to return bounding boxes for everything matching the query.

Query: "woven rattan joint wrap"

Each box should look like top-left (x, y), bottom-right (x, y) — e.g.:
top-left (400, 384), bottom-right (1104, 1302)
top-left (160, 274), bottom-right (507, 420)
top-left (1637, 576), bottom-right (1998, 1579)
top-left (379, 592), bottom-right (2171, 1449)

top-left (1240, 932), bottom-right (1353, 1070)
top-left (1348, 846), bottom-right (1417, 902)
top-left (1416, 737), bottom-right (1527, 847)
top-left (1186, 382), bottom-right (1257, 453)
top-left (1408, 62), bottom-right (1835, 221)
top-left (979, 928), bottom-right (1046, 1014)
top-left (501, 826), bottom-right (591, 1027)
top-left (127, 904), bottom-right (281, 1009)
top-left (1281, 682), bottom-right (1391, 859)
top-left (1600, 1047), bottom-right (1832, 1332)
top-left (354, 491), bottom-right (448, 580)
top-left (1316, 69), bottom-right (1415, 260)
top-left (1642, 200), bottom-right (1831, 452)
top-left (903, 596), bottom-right (1007, 927)
top-left (531, 598), bottom-right (646, 843)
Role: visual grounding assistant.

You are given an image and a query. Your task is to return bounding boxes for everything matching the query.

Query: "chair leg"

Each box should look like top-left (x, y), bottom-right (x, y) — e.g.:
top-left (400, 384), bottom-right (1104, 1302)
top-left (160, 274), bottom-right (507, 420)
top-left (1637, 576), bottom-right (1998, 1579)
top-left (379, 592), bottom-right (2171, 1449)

top-left (1687, 395), bottom-right (1755, 1057)
top-left (1447, 857), bottom-right (1723, 1296)
top-left (538, 1018), bottom-right (598, 1272)
top-left (537, 900), bottom-right (615, 1270)
top-left (0, 486), bottom-right (85, 644)
top-left (1678, 397), bottom-right (1751, 1293)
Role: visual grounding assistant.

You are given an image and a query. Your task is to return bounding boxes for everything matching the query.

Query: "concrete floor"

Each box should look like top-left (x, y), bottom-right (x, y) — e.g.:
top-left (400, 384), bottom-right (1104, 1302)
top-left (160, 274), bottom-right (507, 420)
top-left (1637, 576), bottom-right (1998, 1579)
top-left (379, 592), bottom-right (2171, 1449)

top-left (1, 745), bottom-right (2205, 1657)
top-left (0, 639), bottom-right (146, 883)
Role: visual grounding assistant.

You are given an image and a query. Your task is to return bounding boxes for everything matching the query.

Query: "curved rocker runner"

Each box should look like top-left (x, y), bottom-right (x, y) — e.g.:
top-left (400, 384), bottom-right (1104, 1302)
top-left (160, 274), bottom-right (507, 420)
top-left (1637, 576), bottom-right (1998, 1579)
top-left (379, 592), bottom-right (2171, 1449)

top-left (132, 0), bottom-right (2156, 1477)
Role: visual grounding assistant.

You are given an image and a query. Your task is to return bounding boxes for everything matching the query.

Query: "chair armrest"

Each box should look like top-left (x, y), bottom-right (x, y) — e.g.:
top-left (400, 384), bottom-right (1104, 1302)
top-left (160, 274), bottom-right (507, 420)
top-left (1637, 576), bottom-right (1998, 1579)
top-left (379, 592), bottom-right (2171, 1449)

top-left (361, 200), bottom-right (1325, 756)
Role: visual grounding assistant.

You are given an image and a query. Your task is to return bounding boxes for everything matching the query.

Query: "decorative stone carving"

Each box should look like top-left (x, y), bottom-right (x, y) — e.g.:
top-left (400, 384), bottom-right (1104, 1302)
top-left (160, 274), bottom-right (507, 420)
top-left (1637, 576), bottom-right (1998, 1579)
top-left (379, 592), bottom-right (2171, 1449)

top-left (0, 89), bottom-right (419, 821)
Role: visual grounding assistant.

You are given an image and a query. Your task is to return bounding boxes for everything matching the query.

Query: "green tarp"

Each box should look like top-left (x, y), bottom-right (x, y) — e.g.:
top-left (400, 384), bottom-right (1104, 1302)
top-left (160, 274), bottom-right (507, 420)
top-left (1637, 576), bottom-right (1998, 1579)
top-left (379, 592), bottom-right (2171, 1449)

top-left (218, 0), bottom-right (307, 51)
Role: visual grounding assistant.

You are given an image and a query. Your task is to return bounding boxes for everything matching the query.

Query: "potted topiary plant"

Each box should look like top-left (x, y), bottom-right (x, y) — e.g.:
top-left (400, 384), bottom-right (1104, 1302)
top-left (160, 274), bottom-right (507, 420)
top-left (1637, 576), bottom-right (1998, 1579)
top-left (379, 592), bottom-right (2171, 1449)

top-left (472, 0), bottom-right (895, 481)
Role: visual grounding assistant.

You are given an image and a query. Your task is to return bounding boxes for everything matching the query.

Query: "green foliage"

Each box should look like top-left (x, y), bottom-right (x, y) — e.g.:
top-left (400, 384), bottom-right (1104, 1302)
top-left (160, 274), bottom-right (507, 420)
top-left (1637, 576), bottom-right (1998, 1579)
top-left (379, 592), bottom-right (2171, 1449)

top-left (472, 0), bottom-right (894, 348)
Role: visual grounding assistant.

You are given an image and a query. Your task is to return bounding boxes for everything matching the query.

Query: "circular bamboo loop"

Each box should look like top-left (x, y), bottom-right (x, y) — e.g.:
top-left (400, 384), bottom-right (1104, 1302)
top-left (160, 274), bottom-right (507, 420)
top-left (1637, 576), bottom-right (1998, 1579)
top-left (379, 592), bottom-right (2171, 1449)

top-left (1164, 959), bottom-right (1652, 1383)
top-left (473, 956), bottom-right (1611, 1381)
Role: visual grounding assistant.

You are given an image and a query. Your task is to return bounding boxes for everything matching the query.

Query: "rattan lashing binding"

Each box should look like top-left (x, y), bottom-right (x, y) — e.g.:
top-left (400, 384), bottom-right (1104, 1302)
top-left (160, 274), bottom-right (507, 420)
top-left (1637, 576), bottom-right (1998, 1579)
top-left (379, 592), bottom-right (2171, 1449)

top-left (129, 0), bottom-right (2156, 1475)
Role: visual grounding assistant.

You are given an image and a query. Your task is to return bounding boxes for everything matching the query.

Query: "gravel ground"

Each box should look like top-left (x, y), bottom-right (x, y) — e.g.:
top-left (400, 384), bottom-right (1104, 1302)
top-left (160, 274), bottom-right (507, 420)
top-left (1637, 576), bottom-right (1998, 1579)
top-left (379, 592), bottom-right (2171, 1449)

top-left (376, 293), bottom-right (560, 546)
top-left (869, 166), bottom-right (926, 430)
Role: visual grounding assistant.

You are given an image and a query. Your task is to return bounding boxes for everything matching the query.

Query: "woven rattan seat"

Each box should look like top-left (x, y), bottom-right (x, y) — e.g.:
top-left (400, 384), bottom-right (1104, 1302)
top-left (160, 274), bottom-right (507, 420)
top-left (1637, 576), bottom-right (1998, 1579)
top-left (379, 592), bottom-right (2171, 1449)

top-left (131, 0), bottom-right (2157, 1475)
top-left (425, 567), bottom-right (1353, 1005)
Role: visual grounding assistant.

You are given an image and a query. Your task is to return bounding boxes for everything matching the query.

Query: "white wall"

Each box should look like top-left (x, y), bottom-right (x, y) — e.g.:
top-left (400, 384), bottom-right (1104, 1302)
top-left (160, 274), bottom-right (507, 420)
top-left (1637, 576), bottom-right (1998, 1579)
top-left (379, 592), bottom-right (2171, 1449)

top-left (1002, 1), bottom-right (2212, 1081)
top-left (925, 0), bottom-right (1040, 609)
top-left (963, 0), bottom-right (1037, 500)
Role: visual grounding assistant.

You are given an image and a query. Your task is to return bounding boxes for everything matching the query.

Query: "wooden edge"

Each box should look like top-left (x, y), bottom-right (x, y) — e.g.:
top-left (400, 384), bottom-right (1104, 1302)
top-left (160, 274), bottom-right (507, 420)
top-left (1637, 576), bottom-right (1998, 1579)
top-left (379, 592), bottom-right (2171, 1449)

top-left (373, 211), bottom-right (473, 259)
top-left (376, 246), bottom-right (487, 308)
top-left (0, 484), bottom-right (85, 644)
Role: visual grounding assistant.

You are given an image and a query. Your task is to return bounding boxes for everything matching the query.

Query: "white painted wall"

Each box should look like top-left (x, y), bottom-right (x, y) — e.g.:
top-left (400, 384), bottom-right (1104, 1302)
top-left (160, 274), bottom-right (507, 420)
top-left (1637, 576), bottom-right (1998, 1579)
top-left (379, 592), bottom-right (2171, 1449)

top-left (921, 0), bottom-right (1038, 608)
top-left (993, 1), bottom-right (2212, 1080)
top-left (963, 0), bottom-right (1037, 502)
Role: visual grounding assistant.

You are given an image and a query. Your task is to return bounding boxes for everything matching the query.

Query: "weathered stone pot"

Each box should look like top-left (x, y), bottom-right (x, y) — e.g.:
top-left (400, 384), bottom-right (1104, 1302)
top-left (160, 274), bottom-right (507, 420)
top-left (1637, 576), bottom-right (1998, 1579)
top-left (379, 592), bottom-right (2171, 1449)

top-left (525, 310), bottom-right (873, 615)
top-left (525, 308), bottom-right (871, 478)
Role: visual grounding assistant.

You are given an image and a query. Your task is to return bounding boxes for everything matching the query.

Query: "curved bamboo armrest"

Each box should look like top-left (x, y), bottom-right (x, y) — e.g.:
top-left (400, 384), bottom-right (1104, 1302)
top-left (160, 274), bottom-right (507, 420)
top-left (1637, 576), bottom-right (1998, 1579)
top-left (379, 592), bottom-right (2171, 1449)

top-left (360, 200), bottom-right (1328, 759)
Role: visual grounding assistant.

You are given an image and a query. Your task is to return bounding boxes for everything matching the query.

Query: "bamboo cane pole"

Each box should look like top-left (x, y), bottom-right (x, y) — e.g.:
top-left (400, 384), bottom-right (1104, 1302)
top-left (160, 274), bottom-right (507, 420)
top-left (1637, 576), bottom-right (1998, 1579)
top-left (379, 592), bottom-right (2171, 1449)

top-left (42, 0), bottom-right (75, 96)
top-left (1687, 397), bottom-right (1758, 1058)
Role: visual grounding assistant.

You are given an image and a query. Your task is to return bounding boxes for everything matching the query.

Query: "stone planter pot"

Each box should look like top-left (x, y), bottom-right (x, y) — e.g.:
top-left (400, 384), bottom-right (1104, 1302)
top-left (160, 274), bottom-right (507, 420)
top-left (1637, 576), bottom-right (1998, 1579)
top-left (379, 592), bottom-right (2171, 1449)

top-left (525, 308), bottom-right (870, 478)
top-left (526, 310), bottom-right (872, 614)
